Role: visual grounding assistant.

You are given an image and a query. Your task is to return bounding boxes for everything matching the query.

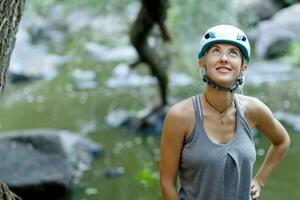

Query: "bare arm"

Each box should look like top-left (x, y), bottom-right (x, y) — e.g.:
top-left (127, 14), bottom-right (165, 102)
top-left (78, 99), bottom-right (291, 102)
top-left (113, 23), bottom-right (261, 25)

top-left (246, 98), bottom-right (290, 199)
top-left (160, 103), bottom-right (191, 200)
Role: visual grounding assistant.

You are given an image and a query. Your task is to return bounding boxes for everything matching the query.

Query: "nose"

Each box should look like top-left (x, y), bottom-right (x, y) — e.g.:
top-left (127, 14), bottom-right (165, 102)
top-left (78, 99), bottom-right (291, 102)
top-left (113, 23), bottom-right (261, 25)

top-left (220, 53), bottom-right (228, 63)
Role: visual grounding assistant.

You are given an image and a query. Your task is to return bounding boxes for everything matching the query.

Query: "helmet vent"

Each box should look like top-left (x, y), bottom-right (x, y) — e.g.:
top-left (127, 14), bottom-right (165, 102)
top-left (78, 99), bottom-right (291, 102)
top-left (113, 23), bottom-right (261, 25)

top-left (237, 34), bottom-right (247, 42)
top-left (204, 32), bottom-right (216, 39)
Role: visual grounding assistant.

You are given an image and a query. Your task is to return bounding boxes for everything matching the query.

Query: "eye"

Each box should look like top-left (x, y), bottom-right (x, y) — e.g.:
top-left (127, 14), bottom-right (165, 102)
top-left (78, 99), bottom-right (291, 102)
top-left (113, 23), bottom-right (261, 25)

top-left (229, 49), bottom-right (240, 57)
top-left (211, 48), bottom-right (221, 55)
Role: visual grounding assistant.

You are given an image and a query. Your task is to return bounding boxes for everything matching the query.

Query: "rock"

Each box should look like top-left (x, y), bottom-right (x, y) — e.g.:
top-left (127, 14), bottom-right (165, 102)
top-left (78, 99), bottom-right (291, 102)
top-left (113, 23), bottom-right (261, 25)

top-left (170, 73), bottom-right (194, 88)
top-left (105, 105), bottom-right (169, 134)
top-left (274, 111), bottom-right (300, 132)
top-left (0, 129), bottom-right (101, 200)
top-left (105, 109), bottom-right (133, 128)
top-left (85, 187), bottom-right (98, 196)
top-left (254, 3), bottom-right (300, 58)
top-left (106, 64), bottom-right (156, 88)
top-left (84, 42), bottom-right (137, 63)
top-left (246, 60), bottom-right (295, 86)
top-left (235, 0), bottom-right (282, 21)
top-left (20, 8), bottom-right (67, 44)
top-left (7, 7), bottom-right (71, 83)
top-left (135, 105), bottom-right (169, 134)
top-left (65, 9), bottom-right (129, 38)
top-left (103, 167), bottom-right (125, 179)
top-left (88, 15), bottom-right (128, 36)
top-left (71, 69), bottom-right (98, 90)
top-left (65, 10), bottom-right (91, 33)
top-left (106, 64), bottom-right (193, 89)
top-left (9, 25), bottom-right (70, 82)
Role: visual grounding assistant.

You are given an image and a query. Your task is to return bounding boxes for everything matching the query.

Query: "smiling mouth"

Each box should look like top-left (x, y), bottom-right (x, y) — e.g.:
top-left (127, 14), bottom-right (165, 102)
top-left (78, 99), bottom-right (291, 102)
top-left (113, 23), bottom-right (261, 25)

top-left (216, 66), bottom-right (232, 72)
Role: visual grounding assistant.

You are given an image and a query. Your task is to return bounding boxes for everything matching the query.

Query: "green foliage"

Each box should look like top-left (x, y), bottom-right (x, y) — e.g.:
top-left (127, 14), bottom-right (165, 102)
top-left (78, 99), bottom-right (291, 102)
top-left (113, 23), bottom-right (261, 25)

top-left (168, 0), bottom-right (239, 46)
top-left (283, 0), bottom-right (300, 6)
top-left (27, 0), bottom-right (135, 16)
top-left (27, 0), bottom-right (57, 14)
top-left (137, 168), bottom-right (159, 188)
top-left (286, 42), bottom-right (300, 66)
top-left (136, 162), bottom-right (161, 200)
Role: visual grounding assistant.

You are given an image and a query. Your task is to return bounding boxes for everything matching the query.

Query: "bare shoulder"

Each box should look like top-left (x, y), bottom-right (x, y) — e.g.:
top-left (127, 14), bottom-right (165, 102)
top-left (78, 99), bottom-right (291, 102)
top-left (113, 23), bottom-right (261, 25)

top-left (168, 97), bottom-right (194, 119)
top-left (163, 96), bottom-right (195, 138)
top-left (236, 94), bottom-right (273, 128)
top-left (236, 94), bottom-right (266, 110)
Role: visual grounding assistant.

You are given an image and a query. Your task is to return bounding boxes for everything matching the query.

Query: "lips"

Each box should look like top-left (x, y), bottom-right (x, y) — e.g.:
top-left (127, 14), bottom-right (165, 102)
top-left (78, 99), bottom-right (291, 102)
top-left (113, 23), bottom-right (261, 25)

top-left (216, 66), bottom-right (232, 72)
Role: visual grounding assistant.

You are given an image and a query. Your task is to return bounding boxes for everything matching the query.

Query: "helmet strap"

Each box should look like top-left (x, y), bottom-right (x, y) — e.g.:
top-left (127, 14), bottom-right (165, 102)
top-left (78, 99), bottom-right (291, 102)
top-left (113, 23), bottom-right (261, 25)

top-left (202, 68), bottom-right (244, 93)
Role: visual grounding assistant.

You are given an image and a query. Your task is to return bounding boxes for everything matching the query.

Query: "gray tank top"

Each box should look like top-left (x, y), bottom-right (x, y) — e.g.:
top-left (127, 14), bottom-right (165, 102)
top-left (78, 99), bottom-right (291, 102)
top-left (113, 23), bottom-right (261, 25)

top-left (179, 95), bottom-right (256, 200)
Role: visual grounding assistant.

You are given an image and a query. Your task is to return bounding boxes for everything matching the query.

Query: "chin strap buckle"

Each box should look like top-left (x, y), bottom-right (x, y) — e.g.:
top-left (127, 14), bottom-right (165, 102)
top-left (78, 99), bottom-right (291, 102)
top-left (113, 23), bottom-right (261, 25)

top-left (202, 73), bottom-right (243, 93)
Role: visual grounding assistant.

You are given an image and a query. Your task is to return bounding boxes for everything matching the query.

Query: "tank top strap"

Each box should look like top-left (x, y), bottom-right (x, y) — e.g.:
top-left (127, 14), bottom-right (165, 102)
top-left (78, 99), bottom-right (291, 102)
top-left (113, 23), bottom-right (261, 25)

top-left (192, 95), bottom-right (203, 120)
top-left (234, 95), bottom-right (244, 117)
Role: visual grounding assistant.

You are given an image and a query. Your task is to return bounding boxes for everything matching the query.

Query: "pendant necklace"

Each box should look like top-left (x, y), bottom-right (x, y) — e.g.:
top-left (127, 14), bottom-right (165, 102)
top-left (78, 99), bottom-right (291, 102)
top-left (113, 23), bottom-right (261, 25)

top-left (204, 93), bottom-right (233, 125)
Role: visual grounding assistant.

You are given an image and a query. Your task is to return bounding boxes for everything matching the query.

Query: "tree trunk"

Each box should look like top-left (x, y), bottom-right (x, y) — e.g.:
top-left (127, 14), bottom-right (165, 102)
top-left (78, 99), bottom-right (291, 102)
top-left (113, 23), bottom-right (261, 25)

top-left (0, 0), bottom-right (25, 94)
top-left (130, 0), bottom-right (171, 107)
top-left (0, 0), bottom-right (25, 198)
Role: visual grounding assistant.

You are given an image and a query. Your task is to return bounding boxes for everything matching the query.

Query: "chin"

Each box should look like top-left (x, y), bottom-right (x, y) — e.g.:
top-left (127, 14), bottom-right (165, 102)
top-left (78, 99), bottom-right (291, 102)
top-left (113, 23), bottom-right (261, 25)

top-left (213, 79), bottom-right (235, 87)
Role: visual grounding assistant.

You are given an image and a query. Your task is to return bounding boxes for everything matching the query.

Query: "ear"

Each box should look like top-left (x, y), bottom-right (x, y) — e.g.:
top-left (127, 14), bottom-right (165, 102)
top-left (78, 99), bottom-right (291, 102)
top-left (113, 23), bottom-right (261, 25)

top-left (198, 59), bottom-right (205, 71)
top-left (241, 64), bottom-right (248, 75)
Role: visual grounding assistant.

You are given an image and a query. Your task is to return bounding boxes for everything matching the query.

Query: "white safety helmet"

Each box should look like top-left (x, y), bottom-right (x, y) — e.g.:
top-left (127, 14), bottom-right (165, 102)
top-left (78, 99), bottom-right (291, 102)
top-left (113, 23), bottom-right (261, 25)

top-left (198, 25), bottom-right (251, 62)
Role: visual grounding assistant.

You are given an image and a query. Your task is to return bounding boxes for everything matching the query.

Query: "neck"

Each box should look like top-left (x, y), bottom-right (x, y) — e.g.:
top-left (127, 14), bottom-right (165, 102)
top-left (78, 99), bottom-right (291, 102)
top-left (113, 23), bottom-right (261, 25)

top-left (204, 87), bottom-right (234, 111)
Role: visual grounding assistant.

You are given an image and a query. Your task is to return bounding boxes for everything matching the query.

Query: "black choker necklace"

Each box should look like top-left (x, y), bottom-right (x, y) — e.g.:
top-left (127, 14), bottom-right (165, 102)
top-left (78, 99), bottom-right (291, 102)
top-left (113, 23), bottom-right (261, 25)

top-left (204, 93), bottom-right (233, 125)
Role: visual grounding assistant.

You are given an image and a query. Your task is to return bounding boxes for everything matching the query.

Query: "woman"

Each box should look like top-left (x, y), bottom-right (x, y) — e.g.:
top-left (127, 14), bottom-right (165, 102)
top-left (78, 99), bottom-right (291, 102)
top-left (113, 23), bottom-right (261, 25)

top-left (159, 25), bottom-right (290, 200)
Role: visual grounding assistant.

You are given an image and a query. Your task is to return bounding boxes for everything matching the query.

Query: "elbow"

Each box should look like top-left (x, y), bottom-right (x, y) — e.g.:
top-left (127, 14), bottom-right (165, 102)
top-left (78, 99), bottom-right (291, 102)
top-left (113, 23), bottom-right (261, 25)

top-left (283, 131), bottom-right (291, 150)
top-left (276, 133), bottom-right (291, 153)
top-left (284, 134), bottom-right (291, 150)
top-left (282, 137), bottom-right (290, 158)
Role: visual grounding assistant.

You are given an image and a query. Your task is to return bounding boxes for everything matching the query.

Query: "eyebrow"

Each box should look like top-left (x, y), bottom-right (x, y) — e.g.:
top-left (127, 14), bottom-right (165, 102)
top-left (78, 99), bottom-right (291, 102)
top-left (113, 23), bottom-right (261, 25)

top-left (210, 44), bottom-right (240, 51)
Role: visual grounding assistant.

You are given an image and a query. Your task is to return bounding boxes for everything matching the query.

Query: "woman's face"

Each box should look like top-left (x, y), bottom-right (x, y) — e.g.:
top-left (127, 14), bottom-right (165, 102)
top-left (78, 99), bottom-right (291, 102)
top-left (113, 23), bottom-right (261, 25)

top-left (200, 43), bottom-right (245, 87)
